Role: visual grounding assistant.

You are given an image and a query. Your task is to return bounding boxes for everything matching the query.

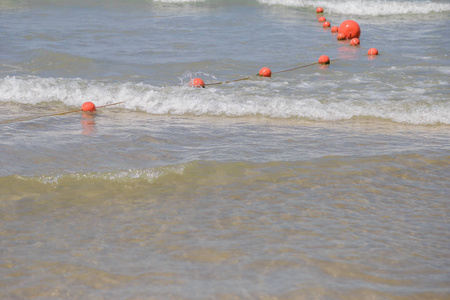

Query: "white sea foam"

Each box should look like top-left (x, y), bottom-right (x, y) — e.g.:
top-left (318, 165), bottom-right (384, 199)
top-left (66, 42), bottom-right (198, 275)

top-left (257, 0), bottom-right (450, 16)
top-left (15, 164), bottom-right (186, 186)
top-left (1, 76), bottom-right (449, 125)
top-left (153, 0), bottom-right (205, 3)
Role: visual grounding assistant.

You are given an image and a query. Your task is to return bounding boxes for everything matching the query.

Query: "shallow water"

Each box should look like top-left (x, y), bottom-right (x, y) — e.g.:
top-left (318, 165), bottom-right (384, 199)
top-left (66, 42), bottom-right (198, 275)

top-left (1, 0), bottom-right (449, 299)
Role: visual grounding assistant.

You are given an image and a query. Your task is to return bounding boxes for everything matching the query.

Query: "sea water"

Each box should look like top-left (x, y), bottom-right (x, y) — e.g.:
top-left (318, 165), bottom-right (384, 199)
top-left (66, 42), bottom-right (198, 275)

top-left (0, 0), bottom-right (449, 299)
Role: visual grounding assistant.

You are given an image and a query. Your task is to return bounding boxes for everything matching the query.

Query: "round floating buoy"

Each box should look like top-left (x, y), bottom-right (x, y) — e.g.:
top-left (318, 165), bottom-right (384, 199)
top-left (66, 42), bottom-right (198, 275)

top-left (259, 67), bottom-right (272, 77)
top-left (331, 26), bottom-right (339, 33)
top-left (189, 78), bottom-right (205, 88)
top-left (316, 7), bottom-right (323, 13)
top-left (337, 33), bottom-right (346, 40)
top-left (368, 48), bottom-right (379, 55)
top-left (81, 101), bottom-right (96, 112)
top-left (350, 38), bottom-right (360, 46)
top-left (338, 20), bottom-right (361, 39)
top-left (318, 16), bottom-right (326, 22)
top-left (318, 55), bottom-right (330, 65)
top-left (323, 21), bottom-right (331, 28)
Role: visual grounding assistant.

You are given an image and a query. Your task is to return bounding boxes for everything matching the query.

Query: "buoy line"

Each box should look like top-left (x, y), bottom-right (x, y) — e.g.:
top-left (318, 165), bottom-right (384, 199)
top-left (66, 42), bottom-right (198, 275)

top-left (0, 101), bottom-right (125, 125)
top-left (204, 75), bottom-right (254, 87)
top-left (203, 59), bottom-right (341, 87)
top-left (2, 56), bottom-right (339, 124)
top-left (2, 7), bottom-right (380, 125)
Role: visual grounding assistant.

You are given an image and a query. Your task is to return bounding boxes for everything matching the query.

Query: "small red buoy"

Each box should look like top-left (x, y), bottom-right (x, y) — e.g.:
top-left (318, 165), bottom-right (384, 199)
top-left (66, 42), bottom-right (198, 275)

top-left (318, 16), bottom-right (326, 22)
top-left (350, 38), bottom-right (360, 46)
top-left (81, 101), bottom-right (96, 112)
top-left (189, 78), bottom-right (205, 88)
top-left (368, 48), bottom-right (379, 55)
top-left (316, 7), bottom-right (323, 13)
top-left (338, 20), bottom-right (361, 39)
top-left (331, 26), bottom-right (339, 33)
top-left (323, 21), bottom-right (331, 28)
top-left (337, 33), bottom-right (346, 40)
top-left (318, 55), bottom-right (330, 65)
top-left (259, 67), bottom-right (272, 77)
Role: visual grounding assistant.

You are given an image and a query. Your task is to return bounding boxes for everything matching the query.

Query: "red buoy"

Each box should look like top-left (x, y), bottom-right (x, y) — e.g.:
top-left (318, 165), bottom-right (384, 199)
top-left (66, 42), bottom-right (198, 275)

top-left (316, 7), bottom-right (324, 13)
top-left (318, 16), bottom-right (326, 22)
top-left (323, 21), bottom-right (331, 28)
top-left (189, 78), bottom-right (205, 88)
top-left (368, 48), bottom-right (379, 55)
top-left (318, 55), bottom-right (330, 65)
top-left (350, 38), bottom-right (360, 46)
top-left (331, 26), bottom-right (339, 33)
top-left (337, 33), bottom-right (346, 40)
top-left (81, 102), bottom-right (96, 112)
top-left (338, 20), bottom-right (361, 39)
top-left (259, 67), bottom-right (272, 77)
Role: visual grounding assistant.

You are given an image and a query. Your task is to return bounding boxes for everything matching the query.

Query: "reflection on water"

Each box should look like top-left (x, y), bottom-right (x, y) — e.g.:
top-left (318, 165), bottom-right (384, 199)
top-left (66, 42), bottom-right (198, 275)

top-left (81, 112), bottom-right (96, 135)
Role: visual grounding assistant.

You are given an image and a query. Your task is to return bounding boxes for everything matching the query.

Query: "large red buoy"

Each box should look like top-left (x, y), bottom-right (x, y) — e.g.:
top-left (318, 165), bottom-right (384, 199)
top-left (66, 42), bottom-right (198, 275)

top-left (368, 48), bottom-right (379, 55)
top-left (189, 78), bottom-right (205, 88)
top-left (318, 55), bottom-right (330, 65)
top-left (81, 102), bottom-right (96, 112)
top-left (316, 7), bottom-right (323, 13)
top-left (323, 21), bottom-right (331, 28)
top-left (318, 16), bottom-right (326, 22)
top-left (338, 20), bottom-right (361, 39)
top-left (350, 38), bottom-right (360, 46)
top-left (331, 26), bottom-right (339, 33)
top-left (259, 67), bottom-right (272, 77)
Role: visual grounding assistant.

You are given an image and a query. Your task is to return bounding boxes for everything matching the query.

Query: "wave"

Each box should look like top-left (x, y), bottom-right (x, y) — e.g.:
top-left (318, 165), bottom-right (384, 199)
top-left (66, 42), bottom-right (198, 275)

top-left (0, 75), bottom-right (449, 125)
top-left (3, 0), bottom-right (449, 15)
top-left (12, 164), bottom-right (186, 187)
top-left (153, 0), bottom-right (205, 3)
top-left (257, 0), bottom-right (450, 16)
top-left (2, 153), bottom-right (449, 192)
top-left (0, 164), bottom-right (187, 202)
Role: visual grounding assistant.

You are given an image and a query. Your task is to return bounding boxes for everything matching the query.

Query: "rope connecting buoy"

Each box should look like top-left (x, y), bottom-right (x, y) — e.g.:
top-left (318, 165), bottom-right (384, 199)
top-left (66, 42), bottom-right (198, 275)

top-left (81, 102), bottom-right (96, 112)
top-left (318, 55), bottom-right (330, 65)
top-left (318, 16), bottom-right (326, 22)
top-left (350, 38), bottom-right (360, 46)
top-left (259, 67), bottom-right (272, 77)
top-left (323, 21), bottom-right (331, 28)
top-left (189, 78), bottom-right (205, 88)
top-left (338, 20), bottom-right (361, 39)
top-left (331, 26), bottom-right (338, 33)
top-left (368, 48), bottom-right (379, 55)
top-left (2, 101), bottom-right (125, 125)
top-left (201, 59), bottom-right (341, 87)
top-left (316, 7), bottom-right (324, 13)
